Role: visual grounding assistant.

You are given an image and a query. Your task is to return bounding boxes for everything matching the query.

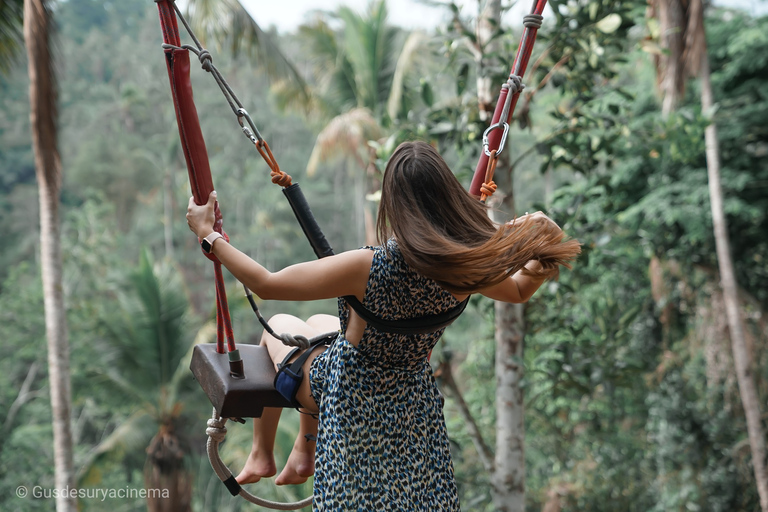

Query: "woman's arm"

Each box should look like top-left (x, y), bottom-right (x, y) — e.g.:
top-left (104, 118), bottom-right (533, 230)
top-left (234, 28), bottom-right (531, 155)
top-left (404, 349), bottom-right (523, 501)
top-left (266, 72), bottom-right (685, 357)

top-left (186, 192), bottom-right (372, 301)
top-left (478, 211), bottom-right (564, 303)
top-left (477, 260), bottom-right (547, 303)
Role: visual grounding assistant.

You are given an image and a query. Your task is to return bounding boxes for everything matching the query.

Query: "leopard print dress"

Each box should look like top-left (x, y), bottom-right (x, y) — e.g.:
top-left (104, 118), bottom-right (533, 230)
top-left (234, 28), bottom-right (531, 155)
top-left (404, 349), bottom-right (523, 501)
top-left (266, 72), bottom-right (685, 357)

top-left (309, 240), bottom-right (461, 511)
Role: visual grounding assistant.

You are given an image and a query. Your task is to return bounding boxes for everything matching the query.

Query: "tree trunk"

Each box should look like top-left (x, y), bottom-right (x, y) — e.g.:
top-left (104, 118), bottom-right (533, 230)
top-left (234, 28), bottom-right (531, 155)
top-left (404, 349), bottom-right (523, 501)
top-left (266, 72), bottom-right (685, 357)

top-left (656, 0), bottom-right (687, 116)
top-left (476, 0), bottom-right (501, 120)
top-left (145, 427), bottom-right (192, 512)
top-left (492, 301), bottom-right (526, 511)
top-left (700, 48), bottom-right (768, 512)
top-left (24, 1), bottom-right (76, 511)
top-left (475, 1), bottom-right (528, 508)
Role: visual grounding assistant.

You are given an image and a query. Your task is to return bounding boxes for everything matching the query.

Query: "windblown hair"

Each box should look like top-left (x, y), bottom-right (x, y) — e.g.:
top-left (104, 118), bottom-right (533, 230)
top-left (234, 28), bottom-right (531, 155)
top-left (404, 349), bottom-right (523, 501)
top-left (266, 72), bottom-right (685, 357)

top-left (376, 141), bottom-right (581, 294)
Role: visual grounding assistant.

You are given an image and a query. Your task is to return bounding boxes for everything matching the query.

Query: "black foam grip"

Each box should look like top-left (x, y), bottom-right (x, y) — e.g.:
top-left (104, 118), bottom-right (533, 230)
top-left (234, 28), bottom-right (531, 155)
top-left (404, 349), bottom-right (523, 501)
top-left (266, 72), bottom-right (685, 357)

top-left (283, 183), bottom-right (335, 259)
top-left (223, 475), bottom-right (241, 496)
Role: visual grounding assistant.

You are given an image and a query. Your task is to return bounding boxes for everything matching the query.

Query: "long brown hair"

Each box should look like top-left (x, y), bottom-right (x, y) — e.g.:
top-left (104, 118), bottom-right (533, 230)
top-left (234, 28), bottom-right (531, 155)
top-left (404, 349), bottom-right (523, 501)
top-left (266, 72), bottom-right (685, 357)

top-left (376, 141), bottom-right (581, 293)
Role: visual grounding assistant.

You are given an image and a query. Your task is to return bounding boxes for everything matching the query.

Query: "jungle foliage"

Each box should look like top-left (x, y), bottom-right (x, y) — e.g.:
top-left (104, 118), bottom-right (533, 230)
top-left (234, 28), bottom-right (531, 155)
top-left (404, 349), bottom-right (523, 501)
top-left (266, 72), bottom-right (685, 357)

top-left (0, 0), bottom-right (766, 511)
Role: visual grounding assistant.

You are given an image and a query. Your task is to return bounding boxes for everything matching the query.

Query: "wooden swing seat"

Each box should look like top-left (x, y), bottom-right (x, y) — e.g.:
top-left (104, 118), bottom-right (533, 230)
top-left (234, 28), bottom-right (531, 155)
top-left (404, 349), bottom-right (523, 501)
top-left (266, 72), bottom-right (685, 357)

top-left (190, 344), bottom-right (292, 419)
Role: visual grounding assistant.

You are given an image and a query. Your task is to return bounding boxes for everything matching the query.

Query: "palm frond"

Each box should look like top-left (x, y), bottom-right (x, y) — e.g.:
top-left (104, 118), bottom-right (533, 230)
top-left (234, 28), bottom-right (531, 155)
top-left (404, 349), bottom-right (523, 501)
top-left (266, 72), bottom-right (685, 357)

top-left (297, 18), bottom-right (359, 116)
top-left (387, 31), bottom-right (427, 121)
top-left (100, 249), bottom-right (191, 396)
top-left (77, 410), bottom-right (156, 485)
top-left (306, 108), bottom-right (382, 176)
top-left (337, 0), bottom-right (398, 119)
top-left (185, 0), bottom-right (310, 106)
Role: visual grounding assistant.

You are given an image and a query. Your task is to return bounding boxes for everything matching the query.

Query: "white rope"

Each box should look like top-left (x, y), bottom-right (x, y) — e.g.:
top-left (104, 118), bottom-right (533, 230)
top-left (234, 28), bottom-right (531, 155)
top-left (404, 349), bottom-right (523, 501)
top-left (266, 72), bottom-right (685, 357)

top-left (205, 410), bottom-right (313, 510)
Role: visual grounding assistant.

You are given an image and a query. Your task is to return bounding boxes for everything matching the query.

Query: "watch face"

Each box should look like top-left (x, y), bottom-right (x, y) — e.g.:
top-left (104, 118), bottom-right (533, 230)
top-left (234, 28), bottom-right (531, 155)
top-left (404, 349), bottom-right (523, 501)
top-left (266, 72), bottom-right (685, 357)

top-left (202, 239), bottom-right (212, 253)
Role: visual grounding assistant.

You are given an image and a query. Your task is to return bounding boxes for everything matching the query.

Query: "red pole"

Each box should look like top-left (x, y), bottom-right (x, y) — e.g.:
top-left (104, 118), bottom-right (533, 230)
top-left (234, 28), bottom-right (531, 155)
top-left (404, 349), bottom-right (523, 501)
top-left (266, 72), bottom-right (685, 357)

top-left (469, 0), bottom-right (548, 197)
top-left (156, 0), bottom-right (232, 354)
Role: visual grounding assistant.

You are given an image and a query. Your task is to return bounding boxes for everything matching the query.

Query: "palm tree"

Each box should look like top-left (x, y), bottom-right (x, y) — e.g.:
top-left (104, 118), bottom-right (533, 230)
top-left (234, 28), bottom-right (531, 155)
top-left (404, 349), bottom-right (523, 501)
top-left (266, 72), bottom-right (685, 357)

top-left (79, 250), bottom-right (202, 512)
top-left (23, 1), bottom-right (77, 511)
top-left (293, 0), bottom-right (424, 245)
top-left (650, 1), bottom-right (768, 509)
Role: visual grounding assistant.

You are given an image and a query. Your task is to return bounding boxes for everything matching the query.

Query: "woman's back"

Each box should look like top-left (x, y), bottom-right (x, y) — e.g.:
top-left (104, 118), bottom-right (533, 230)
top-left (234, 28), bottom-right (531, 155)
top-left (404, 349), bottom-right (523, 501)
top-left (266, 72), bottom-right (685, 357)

top-left (340, 239), bottom-right (463, 370)
top-left (309, 239), bottom-right (461, 511)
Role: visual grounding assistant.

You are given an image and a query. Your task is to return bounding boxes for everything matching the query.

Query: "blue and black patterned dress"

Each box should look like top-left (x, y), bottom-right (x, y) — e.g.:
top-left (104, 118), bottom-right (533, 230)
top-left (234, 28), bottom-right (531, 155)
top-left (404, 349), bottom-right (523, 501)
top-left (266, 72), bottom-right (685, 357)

top-left (309, 239), bottom-right (461, 511)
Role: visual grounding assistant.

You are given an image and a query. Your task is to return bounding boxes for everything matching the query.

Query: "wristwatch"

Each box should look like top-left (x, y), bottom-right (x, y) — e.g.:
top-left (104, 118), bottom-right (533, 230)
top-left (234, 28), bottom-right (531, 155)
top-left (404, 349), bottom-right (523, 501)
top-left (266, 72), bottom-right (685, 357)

top-left (201, 232), bottom-right (224, 254)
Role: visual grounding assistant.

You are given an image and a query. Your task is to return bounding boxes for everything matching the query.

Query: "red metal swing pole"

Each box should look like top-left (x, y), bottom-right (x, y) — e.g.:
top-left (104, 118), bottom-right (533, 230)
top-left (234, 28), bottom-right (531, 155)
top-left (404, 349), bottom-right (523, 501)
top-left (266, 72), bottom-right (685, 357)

top-left (156, 0), bottom-right (236, 358)
top-left (469, 0), bottom-right (549, 197)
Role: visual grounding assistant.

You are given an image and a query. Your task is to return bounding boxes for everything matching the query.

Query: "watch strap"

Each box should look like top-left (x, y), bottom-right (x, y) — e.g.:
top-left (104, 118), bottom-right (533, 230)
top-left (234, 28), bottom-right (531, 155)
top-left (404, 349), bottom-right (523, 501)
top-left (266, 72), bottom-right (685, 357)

top-left (201, 231), bottom-right (224, 253)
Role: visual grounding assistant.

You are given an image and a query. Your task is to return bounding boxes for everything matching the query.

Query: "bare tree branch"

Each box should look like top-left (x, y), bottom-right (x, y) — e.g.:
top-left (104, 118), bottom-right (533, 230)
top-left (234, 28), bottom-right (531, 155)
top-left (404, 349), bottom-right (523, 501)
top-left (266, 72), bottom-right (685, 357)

top-left (3, 362), bottom-right (40, 435)
top-left (437, 360), bottom-right (495, 472)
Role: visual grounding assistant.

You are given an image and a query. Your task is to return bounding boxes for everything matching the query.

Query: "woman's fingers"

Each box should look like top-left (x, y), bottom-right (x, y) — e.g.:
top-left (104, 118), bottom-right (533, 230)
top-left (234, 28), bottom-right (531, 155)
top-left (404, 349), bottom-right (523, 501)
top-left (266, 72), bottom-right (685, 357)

top-left (185, 193), bottom-right (217, 236)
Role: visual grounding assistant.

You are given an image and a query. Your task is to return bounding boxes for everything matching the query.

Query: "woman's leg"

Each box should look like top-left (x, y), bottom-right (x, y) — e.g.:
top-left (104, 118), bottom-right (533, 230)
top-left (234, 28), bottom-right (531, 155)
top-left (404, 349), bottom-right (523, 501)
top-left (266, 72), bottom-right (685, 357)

top-left (235, 317), bottom-right (289, 484)
top-left (235, 407), bottom-right (280, 484)
top-left (236, 314), bottom-right (339, 486)
top-left (274, 314), bottom-right (339, 485)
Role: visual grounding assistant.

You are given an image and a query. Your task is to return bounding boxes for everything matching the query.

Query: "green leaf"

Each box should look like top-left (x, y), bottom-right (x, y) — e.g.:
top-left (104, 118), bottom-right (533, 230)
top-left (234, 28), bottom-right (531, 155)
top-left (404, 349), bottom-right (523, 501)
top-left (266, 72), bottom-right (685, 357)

top-left (457, 62), bottom-right (469, 96)
top-left (421, 80), bottom-right (435, 107)
top-left (596, 14), bottom-right (622, 34)
top-left (589, 2), bottom-right (599, 21)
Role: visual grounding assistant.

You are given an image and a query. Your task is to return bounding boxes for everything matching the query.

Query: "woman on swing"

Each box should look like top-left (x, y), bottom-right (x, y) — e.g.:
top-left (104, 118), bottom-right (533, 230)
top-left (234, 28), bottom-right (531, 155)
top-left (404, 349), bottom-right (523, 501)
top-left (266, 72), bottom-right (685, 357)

top-left (186, 141), bottom-right (580, 510)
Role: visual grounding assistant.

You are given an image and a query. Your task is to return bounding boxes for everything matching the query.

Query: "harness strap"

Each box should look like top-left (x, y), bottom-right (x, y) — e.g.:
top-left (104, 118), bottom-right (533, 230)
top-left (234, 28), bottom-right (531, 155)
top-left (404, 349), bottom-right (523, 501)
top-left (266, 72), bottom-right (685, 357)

top-left (343, 295), bottom-right (470, 335)
top-left (274, 333), bottom-right (337, 409)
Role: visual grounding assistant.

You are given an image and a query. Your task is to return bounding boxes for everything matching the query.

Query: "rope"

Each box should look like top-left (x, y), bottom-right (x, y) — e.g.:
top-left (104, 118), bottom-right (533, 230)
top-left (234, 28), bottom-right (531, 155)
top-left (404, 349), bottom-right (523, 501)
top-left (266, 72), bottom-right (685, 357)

top-left (206, 410), bottom-right (313, 510)
top-left (523, 14), bottom-right (544, 29)
top-left (243, 285), bottom-right (312, 349)
top-left (480, 149), bottom-right (499, 202)
top-left (214, 263), bottom-right (236, 353)
top-left (278, 333), bottom-right (311, 350)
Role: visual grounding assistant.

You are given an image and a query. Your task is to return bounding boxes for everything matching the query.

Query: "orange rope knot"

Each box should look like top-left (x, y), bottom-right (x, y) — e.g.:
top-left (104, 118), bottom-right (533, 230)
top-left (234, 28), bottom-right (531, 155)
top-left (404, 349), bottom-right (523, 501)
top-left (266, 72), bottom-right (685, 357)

top-left (480, 180), bottom-right (497, 198)
top-left (256, 140), bottom-right (292, 187)
top-left (271, 169), bottom-right (293, 187)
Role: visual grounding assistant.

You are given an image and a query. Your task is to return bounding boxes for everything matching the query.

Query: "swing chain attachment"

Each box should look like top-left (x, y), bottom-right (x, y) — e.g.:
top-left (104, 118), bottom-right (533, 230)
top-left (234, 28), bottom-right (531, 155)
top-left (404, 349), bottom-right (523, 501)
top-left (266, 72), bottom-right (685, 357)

top-left (482, 74), bottom-right (525, 157)
top-left (482, 122), bottom-right (510, 157)
top-left (236, 108), bottom-right (264, 146)
top-left (234, 108), bottom-right (291, 187)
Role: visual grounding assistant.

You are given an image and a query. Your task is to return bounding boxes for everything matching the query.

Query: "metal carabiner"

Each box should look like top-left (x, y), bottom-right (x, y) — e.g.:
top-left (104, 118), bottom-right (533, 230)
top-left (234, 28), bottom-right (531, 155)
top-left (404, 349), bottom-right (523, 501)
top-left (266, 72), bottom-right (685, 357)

top-left (482, 121), bottom-right (510, 157)
top-left (236, 108), bottom-right (263, 145)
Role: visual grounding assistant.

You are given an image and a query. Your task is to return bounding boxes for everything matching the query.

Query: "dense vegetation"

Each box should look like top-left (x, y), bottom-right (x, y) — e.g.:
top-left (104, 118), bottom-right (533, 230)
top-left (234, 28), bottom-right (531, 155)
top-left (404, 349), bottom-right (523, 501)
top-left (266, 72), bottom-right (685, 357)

top-left (1, 0), bottom-right (766, 510)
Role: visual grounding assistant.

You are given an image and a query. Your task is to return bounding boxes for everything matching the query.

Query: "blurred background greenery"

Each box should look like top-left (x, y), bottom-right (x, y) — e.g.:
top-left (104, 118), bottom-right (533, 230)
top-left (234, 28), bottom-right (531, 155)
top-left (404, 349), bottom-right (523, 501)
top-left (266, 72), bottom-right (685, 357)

top-left (1, 0), bottom-right (767, 510)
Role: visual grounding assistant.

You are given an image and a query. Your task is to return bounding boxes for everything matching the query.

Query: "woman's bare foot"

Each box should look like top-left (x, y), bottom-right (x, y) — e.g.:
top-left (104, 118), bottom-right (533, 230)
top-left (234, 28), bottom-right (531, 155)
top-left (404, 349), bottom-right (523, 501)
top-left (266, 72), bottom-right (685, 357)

top-left (275, 447), bottom-right (314, 485)
top-left (235, 450), bottom-right (277, 484)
